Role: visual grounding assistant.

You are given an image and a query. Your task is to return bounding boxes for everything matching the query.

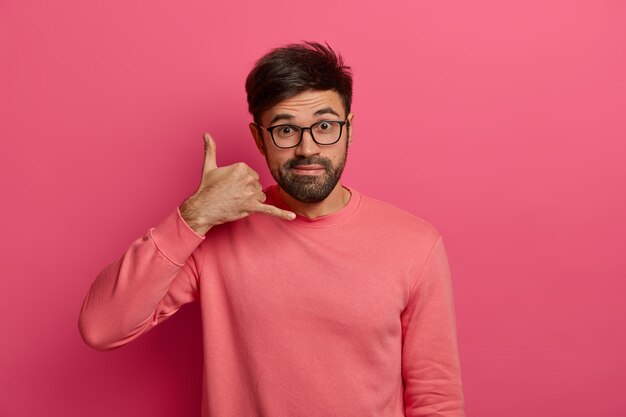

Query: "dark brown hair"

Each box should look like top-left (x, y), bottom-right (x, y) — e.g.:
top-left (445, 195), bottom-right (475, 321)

top-left (245, 41), bottom-right (353, 124)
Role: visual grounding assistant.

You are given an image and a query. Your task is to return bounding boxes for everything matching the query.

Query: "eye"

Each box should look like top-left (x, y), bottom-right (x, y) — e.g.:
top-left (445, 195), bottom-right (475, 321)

top-left (313, 121), bottom-right (338, 134)
top-left (275, 125), bottom-right (298, 138)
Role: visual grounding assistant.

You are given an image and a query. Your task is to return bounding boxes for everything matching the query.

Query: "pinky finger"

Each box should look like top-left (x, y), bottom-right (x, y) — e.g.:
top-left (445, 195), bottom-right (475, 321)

top-left (253, 203), bottom-right (296, 220)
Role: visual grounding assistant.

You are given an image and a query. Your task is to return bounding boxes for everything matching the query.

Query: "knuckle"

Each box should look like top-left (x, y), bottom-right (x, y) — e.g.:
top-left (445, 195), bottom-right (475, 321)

top-left (243, 189), bottom-right (256, 200)
top-left (246, 201), bottom-right (261, 213)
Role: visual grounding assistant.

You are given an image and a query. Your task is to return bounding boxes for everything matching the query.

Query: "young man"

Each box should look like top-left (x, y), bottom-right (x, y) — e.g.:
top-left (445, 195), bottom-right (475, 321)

top-left (79, 41), bottom-right (465, 417)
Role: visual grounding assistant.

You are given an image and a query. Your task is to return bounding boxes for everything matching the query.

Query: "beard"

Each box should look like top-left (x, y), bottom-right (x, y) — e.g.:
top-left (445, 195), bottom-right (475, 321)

top-left (269, 146), bottom-right (348, 204)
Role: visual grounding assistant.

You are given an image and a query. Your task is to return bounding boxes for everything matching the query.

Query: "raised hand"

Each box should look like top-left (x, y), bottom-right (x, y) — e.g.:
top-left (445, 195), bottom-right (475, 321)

top-left (179, 133), bottom-right (295, 235)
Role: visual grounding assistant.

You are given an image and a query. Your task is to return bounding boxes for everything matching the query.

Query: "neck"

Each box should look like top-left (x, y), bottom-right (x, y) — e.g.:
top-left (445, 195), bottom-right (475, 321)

top-left (278, 183), bottom-right (351, 219)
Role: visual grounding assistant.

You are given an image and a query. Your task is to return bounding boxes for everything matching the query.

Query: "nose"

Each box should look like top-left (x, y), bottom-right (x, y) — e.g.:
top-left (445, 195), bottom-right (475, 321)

top-left (295, 128), bottom-right (321, 157)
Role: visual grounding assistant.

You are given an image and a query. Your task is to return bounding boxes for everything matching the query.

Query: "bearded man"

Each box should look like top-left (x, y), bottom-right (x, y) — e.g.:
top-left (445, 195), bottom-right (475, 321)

top-left (79, 41), bottom-right (465, 417)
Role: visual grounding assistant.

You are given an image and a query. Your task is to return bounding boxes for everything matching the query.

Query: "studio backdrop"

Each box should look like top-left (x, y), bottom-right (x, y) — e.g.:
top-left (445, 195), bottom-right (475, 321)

top-left (1, 0), bottom-right (625, 416)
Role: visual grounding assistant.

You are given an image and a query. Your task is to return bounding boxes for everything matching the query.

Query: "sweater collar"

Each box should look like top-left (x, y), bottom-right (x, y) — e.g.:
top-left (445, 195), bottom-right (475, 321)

top-left (266, 184), bottom-right (361, 228)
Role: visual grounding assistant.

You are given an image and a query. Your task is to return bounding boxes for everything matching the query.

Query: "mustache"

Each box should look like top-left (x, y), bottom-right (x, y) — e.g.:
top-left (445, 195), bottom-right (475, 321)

top-left (285, 156), bottom-right (333, 170)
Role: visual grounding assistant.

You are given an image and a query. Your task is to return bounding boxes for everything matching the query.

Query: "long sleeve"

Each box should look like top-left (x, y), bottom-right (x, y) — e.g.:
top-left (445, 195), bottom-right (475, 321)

top-left (401, 237), bottom-right (465, 417)
top-left (78, 207), bottom-right (205, 351)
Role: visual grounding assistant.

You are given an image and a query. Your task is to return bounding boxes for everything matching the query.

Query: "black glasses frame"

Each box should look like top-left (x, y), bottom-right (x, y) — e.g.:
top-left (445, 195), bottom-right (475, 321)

top-left (255, 119), bottom-right (349, 149)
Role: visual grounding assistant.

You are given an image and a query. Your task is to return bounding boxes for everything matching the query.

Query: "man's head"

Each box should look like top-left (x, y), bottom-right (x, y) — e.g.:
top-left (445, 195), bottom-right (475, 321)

top-left (246, 41), bottom-right (354, 204)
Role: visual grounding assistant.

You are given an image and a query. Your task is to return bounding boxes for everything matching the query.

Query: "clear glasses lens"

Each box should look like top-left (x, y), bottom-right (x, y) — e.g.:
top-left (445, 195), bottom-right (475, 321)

top-left (274, 126), bottom-right (299, 141)
top-left (312, 121), bottom-right (342, 143)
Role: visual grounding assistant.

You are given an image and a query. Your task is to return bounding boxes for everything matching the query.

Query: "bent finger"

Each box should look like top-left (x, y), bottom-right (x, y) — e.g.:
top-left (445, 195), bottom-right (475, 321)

top-left (247, 167), bottom-right (260, 181)
top-left (255, 189), bottom-right (267, 203)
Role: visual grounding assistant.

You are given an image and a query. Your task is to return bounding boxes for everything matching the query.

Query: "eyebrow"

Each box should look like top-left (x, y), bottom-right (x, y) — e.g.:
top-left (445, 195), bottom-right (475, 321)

top-left (269, 113), bottom-right (295, 125)
top-left (268, 107), bottom-right (342, 125)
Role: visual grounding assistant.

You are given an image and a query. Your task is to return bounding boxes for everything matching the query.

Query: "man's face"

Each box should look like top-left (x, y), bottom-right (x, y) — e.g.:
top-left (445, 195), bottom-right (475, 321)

top-left (250, 89), bottom-right (354, 204)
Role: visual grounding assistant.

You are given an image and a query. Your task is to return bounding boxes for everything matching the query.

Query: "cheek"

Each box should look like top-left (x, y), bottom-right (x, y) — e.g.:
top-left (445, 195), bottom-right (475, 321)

top-left (265, 152), bottom-right (289, 169)
top-left (328, 149), bottom-right (347, 162)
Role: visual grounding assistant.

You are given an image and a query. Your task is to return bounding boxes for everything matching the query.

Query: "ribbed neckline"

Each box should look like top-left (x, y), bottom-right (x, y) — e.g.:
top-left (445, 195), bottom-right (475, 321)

top-left (266, 184), bottom-right (361, 228)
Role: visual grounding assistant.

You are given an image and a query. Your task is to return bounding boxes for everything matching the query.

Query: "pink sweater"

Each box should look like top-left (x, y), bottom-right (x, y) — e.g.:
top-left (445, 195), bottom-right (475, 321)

top-left (79, 185), bottom-right (465, 416)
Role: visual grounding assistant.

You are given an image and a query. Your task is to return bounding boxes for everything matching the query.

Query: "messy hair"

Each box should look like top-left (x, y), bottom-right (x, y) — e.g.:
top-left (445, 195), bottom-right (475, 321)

top-left (245, 41), bottom-right (353, 124)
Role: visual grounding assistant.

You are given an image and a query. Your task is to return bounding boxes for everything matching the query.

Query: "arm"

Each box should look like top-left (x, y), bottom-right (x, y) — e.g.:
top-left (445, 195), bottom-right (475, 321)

top-left (78, 133), bottom-right (294, 351)
top-left (78, 207), bottom-right (204, 351)
top-left (401, 237), bottom-right (465, 417)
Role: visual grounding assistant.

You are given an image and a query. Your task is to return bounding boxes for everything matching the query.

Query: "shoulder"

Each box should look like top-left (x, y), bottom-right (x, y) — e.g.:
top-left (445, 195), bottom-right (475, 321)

top-left (355, 189), bottom-right (442, 242)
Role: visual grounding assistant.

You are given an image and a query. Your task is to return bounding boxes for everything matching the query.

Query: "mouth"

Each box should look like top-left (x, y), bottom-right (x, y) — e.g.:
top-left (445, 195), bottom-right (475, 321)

top-left (290, 164), bottom-right (326, 175)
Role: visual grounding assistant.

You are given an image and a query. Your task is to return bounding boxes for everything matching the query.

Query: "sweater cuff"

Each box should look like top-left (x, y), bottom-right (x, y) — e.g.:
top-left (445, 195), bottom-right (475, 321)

top-left (148, 207), bottom-right (205, 266)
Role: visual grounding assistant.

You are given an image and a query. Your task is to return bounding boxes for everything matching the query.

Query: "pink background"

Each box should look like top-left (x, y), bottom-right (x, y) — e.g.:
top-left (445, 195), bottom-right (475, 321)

top-left (1, 0), bottom-right (625, 416)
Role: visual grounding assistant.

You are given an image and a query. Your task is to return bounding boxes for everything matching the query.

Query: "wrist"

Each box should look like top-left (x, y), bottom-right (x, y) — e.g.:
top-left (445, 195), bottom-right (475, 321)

top-left (179, 197), bottom-right (213, 235)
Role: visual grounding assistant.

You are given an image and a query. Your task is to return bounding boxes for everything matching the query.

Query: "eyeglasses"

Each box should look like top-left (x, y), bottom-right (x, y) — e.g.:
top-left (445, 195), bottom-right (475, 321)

top-left (255, 119), bottom-right (349, 149)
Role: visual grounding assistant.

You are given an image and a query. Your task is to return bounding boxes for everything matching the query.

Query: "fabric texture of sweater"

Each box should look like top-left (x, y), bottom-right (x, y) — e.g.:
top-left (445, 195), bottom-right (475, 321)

top-left (79, 185), bottom-right (465, 417)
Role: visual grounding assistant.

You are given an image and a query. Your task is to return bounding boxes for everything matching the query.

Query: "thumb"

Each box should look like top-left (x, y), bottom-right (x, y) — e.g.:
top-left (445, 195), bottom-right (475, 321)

top-left (202, 133), bottom-right (218, 176)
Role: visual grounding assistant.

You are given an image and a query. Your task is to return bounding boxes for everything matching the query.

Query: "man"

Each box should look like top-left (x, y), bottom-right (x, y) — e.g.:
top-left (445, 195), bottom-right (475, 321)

top-left (79, 41), bottom-right (465, 417)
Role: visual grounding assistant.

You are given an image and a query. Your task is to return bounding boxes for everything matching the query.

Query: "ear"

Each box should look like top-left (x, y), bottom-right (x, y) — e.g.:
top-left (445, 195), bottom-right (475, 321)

top-left (249, 123), bottom-right (266, 156)
top-left (346, 113), bottom-right (355, 147)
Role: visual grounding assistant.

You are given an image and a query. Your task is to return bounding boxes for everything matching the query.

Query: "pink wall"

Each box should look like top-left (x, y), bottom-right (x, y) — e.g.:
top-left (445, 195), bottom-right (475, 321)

top-left (1, 0), bottom-right (625, 415)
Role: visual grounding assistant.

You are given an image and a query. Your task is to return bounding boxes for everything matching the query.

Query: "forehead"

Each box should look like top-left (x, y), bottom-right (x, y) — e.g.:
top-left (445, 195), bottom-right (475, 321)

top-left (262, 89), bottom-right (345, 125)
